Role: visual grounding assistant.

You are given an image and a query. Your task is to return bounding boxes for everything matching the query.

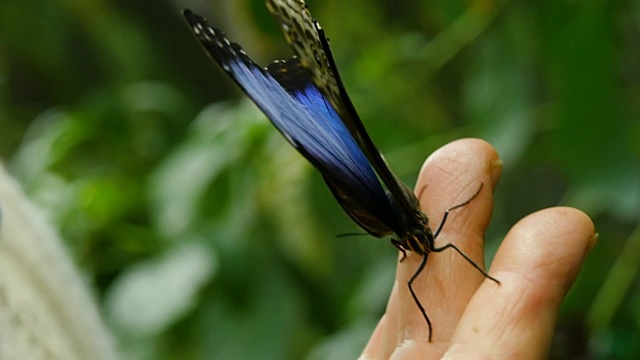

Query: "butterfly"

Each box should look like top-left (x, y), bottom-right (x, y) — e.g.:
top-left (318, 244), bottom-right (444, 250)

top-left (183, 0), bottom-right (499, 342)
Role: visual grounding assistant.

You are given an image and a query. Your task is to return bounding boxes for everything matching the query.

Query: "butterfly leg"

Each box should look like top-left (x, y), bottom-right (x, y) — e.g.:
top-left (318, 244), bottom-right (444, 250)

top-left (408, 254), bottom-right (433, 342)
top-left (432, 243), bottom-right (500, 284)
top-left (391, 239), bottom-right (408, 261)
top-left (433, 182), bottom-right (484, 238)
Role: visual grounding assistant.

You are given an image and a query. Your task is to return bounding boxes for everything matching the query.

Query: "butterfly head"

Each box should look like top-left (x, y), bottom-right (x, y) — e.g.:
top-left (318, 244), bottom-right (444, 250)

top-left (385, 187), bottom-right (435, 256)
top-left (399, 211), bottom-right (434, 256)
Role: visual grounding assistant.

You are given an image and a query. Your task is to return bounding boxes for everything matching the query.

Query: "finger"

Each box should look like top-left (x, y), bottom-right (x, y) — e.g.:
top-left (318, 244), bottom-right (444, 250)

top-left (443, 207), bottom-right (596, 359)
top-left (362, 138), bottom-right (502, 358)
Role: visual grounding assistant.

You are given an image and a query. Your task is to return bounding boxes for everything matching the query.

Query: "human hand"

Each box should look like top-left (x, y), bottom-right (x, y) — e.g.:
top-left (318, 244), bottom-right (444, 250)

top-left (361, 139), bottom-right (596, 359)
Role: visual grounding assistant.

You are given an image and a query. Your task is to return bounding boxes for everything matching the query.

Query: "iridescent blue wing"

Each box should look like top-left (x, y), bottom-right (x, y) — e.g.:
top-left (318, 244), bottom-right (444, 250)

top-left (183, 6), bottom-right (500, 344)
top-left (266, 0), bottom-right (425, 232)
top-left (182, 10), bottom-right (404, 236)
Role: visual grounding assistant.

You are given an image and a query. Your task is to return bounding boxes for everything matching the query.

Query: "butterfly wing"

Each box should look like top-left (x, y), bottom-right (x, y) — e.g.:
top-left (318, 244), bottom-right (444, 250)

top-left (266, 0), bottom-right (343, 115)
top-left (266, 0), bottom-right (425, 232)
top-left (183, 10), bottom-right (404, 237)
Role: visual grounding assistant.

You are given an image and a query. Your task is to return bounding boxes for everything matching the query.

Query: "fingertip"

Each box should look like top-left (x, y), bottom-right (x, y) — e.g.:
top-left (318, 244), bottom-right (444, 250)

top-left (417, 138), bottom-right (501, 196)
top-left (413, 139), bottom-right (501, 259)
top-left (493, 206), bottom-right (596, 275)
top-left (556, 206), bottom-right (597, 255)
top-left (557, 206), bottom-right (597, 257)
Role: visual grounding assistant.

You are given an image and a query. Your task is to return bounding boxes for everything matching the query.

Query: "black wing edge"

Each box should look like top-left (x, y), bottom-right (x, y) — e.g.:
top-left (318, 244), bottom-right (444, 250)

top-left (182, 10), bottom-right (365, 188)
top-left (182, 10), bottom-right (248, 70)
top-left (184, 10), bottom-right (317, 95)
top-left (182, 8), bottom-right (420, 233)
top-left (312, 20), bottom-right (423, 224)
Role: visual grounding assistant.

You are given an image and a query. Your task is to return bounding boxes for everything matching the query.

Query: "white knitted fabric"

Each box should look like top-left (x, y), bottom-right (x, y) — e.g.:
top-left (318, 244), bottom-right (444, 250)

top-left (0, 163), bottom-right (118, 360)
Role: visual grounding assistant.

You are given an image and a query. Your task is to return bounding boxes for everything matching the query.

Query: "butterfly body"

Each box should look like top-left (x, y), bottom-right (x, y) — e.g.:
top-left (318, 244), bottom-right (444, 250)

top-left (183, 1), bottom-right (498, 342)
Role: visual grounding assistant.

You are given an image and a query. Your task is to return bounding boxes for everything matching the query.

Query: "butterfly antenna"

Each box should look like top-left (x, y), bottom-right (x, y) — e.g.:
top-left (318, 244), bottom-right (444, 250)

top-left (335, 232), bottom-right (369, 238)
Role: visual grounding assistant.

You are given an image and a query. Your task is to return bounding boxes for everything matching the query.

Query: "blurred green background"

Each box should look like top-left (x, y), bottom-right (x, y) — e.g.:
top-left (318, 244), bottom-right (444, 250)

top-left (1, 0), bottom-right (639, 358)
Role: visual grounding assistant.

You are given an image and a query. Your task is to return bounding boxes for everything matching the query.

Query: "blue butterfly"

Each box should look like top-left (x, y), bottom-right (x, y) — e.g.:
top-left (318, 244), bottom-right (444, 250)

top-left (183, 0), bottom-right (499, 342)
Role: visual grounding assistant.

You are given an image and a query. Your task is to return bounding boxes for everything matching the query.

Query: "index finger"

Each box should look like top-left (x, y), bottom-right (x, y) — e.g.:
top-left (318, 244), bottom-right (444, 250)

top-left (362, 138), bottom-right (502, 358)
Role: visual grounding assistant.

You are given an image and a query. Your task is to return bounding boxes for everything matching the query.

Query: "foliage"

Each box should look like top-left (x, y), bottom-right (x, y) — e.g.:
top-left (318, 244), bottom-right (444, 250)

top-left (1, 0), bottom-right (639, 358)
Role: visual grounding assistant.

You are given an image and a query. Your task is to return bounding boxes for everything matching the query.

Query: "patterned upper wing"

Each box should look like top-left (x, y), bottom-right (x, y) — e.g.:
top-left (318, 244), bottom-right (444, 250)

top-left (266, 0), bottom-right (343, 113)
top-left (183, 10), bottom-right (404, 236)
top-left (266, 0), bottom-right (426, 232)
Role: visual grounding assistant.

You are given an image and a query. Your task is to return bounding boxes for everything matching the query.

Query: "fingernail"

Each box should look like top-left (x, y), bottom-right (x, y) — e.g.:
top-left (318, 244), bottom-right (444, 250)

top-left (587, 232), bottom-right (599, 253)
top-left (490, 158), bottom-right (503, 190)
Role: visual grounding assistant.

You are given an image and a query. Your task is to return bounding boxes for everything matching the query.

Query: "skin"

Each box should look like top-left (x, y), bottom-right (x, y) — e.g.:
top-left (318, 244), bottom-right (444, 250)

top-left (360, 139), bottom-right (597, 359)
